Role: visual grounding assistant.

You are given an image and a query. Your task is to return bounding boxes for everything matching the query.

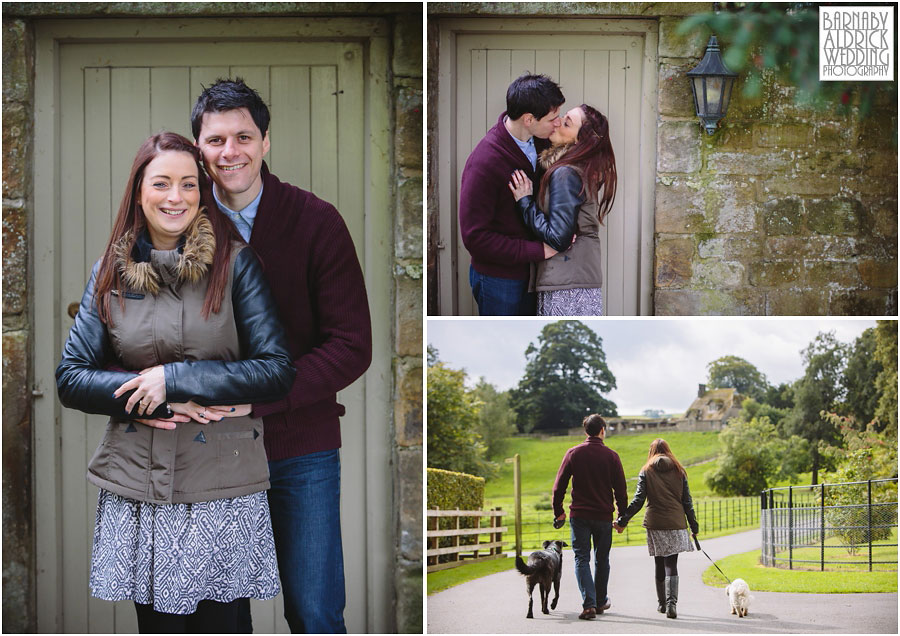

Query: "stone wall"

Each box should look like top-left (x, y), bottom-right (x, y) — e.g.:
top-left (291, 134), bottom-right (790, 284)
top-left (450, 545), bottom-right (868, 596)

top-left (2, 16), bottom-right (35, 635)
top-left (1, 4), bottom-right (422, 632)
top-left (427, 2), bottom-right (898, 315)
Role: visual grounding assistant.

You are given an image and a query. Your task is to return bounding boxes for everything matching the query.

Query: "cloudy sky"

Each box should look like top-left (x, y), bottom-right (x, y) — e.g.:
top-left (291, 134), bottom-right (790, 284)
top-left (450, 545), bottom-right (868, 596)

top-left (427, 318), bottom-right (878, 415)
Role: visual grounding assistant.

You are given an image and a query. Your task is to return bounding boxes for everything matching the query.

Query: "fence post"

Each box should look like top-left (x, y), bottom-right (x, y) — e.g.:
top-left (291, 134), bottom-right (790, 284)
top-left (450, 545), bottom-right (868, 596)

top-left (452, 508), bottom-right (460, 563)
top-left (788, 486), bottom-right (793, 570)
top-left (820, 484), bottom-right (825, 571)
top-left (514, 454), bottom-right (522, 559)
top-left (867, 479), bottom-right (873, 572)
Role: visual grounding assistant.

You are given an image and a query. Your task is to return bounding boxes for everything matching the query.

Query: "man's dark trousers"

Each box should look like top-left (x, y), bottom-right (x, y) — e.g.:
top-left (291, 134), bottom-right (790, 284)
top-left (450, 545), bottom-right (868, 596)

top-left (570, 518), bottom-right (613, 610)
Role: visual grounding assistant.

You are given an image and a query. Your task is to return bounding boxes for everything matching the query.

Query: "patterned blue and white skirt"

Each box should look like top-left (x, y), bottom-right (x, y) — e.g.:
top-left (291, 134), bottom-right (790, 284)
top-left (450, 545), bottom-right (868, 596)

top-left (537, 287), bottom-right (603, 316)
top-left (90, 489), bottom-right (280, 615)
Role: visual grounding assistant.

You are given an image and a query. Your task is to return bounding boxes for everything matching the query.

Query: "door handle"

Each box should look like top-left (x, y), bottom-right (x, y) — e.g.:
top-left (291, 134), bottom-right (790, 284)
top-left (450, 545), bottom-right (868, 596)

top-left (67, 302), bottom-right (79, 319)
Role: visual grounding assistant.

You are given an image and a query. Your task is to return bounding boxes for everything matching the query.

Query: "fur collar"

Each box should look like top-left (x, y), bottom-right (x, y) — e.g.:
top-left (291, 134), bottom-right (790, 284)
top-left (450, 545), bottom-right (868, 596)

top-left (113, 213), bottom-right (215, 294)
top-left (539, 143), bottom-right (575, 170)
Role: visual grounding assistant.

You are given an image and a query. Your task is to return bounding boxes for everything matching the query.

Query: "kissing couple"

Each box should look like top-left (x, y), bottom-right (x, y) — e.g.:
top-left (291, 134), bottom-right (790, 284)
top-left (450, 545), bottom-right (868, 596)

top-left (459, 73), bottom-right (618, 316)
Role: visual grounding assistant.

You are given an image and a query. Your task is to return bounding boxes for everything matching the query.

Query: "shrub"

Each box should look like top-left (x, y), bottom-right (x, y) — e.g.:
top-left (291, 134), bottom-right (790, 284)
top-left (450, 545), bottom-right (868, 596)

top-left (427, 468), bottom-right (486, 561)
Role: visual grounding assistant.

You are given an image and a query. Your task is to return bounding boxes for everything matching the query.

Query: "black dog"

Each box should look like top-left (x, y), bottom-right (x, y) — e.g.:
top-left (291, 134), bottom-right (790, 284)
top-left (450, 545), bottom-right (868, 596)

top-left (515, 540), bottom-right (567, 619)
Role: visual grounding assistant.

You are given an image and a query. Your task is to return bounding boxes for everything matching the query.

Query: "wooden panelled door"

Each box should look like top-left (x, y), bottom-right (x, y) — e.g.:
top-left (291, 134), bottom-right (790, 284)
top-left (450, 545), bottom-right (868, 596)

top-left (35, 20), bottom-right (392, 634)
top-left (437, 20), bottom-right (658, 315)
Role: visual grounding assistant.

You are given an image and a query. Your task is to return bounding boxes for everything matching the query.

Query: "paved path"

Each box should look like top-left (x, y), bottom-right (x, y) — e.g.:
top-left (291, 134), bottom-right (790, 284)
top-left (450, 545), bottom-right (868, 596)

top-left (427, 530), bottom-right (898, 633)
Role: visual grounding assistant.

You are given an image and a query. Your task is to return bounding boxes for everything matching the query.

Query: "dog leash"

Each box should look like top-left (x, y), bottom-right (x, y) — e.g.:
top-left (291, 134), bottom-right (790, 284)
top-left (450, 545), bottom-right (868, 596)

top-left (694, 536), bottom-right (731, 584)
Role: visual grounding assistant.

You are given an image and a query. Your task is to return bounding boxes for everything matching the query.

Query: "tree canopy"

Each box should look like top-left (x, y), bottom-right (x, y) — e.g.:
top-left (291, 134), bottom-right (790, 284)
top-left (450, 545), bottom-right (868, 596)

top-left (509, 321), bottom-right (617, 432)
top-left (873, 320), bottom-right (898, 439)
top-left (706, 355), bottom-right (769, 400)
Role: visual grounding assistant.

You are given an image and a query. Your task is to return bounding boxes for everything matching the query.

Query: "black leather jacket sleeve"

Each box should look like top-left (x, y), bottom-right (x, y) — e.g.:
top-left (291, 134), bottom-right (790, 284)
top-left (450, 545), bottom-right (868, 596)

top-left (55, 262), bottom-right (172, 419)
top-left (515, 166), bottom-right (584, 253)
top-left (164, 247), bottom-right (296, 405)
top-left (616, 471), bottom-right (647, 527)
top-left (683, 478), bottom-right (700, 534)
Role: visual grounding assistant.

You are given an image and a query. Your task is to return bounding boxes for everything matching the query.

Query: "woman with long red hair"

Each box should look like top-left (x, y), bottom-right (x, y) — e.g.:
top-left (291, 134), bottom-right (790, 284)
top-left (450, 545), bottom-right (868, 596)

top-left (614, 438), bottom-right (700, 619)
top-left (56, 132), bottom-right (295, 631)
top-left (508, 103), bottom-right (617, 315)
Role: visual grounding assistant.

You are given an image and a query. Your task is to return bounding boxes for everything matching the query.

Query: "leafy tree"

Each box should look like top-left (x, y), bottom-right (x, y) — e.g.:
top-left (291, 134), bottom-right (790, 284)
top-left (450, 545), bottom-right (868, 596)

top-left (678, 4), bottom-right (895, 119)
top-left (471, 378), bottom-right (517, 459)
top-left (761, 381), bottom-right (794, 410)
top-left (426, 363), bottom-right (495, 478)
top-left (706, 355), bottom-right (769, 400)
top-left (509, 321), bottom-right (617, 432)
top-left (427, 344), bottom-right (440, 367)
top-left (643, 408), bottom-right (666, 418)
top-left (873, 320), bottom-right (898, 439)
top-left (738, 397), bottom-right (790, 431)
top-left (705, 416), bottom-right (808, 496)
top-left (841, 327), bottom-right (882, 427)
top-left (783, 332), bottom-right (848, 485)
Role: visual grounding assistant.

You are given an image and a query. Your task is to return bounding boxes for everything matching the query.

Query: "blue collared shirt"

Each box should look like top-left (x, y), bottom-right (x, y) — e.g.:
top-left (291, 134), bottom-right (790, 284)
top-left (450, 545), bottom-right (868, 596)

top-left (505, 117), bottom-right (537, 170)
top-left (213, 184), bottom-right (264, 242)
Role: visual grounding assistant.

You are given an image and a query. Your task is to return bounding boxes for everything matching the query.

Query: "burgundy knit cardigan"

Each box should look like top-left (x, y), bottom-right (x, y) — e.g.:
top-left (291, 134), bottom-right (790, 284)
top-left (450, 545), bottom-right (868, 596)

top-left (249, 163), bottom-right (372, 461)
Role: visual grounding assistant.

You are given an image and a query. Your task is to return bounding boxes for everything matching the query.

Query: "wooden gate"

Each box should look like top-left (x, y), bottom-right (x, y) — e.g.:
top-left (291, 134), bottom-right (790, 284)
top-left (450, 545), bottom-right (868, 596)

top-left (435, 18), bottom-right (658, 315)
top-left (33, 18), bottom-right (392, 634)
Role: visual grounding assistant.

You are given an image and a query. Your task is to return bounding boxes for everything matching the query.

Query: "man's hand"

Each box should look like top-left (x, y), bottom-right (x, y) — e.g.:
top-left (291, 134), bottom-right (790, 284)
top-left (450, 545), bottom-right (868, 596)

top-left (612, 521), bottom-right (624, 534)
top-left (135, 413), bottom-right (190, 430)
top-left (553, 513), bottom-right (566, 529)
top-left (543, 243), bottom-right (558, 259)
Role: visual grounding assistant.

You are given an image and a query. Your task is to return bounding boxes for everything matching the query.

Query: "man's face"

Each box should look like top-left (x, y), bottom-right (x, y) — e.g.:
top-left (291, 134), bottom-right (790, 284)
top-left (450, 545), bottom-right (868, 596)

top-left (526, 107), bottom-right (562, 139)
top-left (196, 107), bottom-right (270, 198)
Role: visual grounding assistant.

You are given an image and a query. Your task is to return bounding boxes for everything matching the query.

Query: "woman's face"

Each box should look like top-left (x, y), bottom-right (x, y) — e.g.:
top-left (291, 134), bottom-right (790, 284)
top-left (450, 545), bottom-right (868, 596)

top-left (138, 150), bottom-right (201, 250)
top-left (549, 107), bottom-right (584, 146)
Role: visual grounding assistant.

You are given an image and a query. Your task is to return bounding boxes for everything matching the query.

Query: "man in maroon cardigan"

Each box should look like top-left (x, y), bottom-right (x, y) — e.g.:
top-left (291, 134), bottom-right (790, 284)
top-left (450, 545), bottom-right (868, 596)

top-left (458, 73), bottom-right (565, 315)
top-left (191, 79), bottom-right (372, 633)
top-left (552, 414), bottom-right (628, 620)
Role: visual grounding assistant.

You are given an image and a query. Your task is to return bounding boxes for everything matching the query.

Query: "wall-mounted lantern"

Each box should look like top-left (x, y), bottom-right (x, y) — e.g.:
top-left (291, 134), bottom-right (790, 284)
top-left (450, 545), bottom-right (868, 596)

top-left (686, 35), bottom-right (738, 135)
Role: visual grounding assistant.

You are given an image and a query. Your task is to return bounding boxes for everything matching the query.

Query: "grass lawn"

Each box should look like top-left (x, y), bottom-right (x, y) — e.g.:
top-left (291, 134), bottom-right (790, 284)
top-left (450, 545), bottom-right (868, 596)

top-left (701, 548), bottom-right (898, 593)
top-left (428, 557), bottom-right (516, 595)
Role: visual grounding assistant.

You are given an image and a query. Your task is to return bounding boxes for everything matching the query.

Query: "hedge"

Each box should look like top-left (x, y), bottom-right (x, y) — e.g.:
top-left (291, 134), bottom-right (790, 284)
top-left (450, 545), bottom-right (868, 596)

top-left (427, 468), bottom-right (486, 559)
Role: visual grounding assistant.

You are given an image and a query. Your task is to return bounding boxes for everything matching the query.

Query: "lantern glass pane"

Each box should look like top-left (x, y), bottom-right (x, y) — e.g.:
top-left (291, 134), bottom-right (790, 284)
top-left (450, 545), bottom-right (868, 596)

top-left (692, 77), bottom-right (706, 114)
top-left (706, 76), bottom-right (724, 114)
top-left (721, 77), bottom-right (734, 114)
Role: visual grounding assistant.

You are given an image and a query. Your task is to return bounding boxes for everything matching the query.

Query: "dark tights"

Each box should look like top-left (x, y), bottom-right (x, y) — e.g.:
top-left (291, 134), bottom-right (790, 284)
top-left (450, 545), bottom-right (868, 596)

top-left (134, 599), bottom-right (243, 634)
top-left (654, 554), bottom-right (678, 580)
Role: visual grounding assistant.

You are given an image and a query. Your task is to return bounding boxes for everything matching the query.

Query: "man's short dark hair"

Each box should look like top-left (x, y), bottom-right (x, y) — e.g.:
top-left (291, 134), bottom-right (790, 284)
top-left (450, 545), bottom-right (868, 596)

top-left (583, 414), bottom-right (606, 437)
top-left (506, 73), bottom-right (565, 121)
top-left (191, 78), bottom-right (271, 140)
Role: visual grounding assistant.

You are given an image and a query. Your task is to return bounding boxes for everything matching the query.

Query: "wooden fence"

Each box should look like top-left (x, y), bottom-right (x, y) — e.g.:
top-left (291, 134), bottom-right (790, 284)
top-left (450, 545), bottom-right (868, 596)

top-left (426, 508), bottom-right (507, 572)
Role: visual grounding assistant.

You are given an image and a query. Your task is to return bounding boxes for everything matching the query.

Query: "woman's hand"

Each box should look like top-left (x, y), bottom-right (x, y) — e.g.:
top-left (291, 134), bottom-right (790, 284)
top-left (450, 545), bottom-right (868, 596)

top-left (205, 404), bottom-right (252, 419)
top-left (114, 365), bottom-right (167, 416)
top-left (169, 400), bottom-right (225, 425)
top-left (508, 170), bottom-right (533, 201)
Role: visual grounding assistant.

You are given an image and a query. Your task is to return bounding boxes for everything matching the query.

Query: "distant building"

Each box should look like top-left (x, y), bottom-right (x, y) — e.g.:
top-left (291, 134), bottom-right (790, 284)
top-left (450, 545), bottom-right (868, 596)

top-left (680, 384), bottom-right (744, 431)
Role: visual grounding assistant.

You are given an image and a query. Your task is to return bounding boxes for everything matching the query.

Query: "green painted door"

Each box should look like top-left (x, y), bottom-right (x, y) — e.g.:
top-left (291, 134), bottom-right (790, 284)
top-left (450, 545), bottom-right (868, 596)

top-left (35, 19), bottom-right (393, 634)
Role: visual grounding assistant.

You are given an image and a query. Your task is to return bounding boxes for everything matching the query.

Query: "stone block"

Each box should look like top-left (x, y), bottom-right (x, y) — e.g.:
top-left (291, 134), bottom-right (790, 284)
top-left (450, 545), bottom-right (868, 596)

top-left (655, 180), bottom-right (704, 232)
top-left (858, 260), bottom-right (898, 288)
top-left (394, 357), bottom-right (422, 447)
top-left (657, 121), bottom-right (700, 174)
top-left (2, 20), bottom-right (32, 104)
top-left (692, 260), bottom-right (744, 288)
top-left (807, 197), bottom-right (863, 236)
top-left (2, 330), bottom-right (28, 432)
top-left (713, 123), bottom-right (753, 150)
top-left (708, 178), bottom-right (757, 233)
top-left (749, 261), bottom-right (801, 287)
top-left (863, 150), bottom-right (899, 179)
top-left (839, 175), bottom-right (897, 198)
top-left (2, 103), bottom-right (29, 200)
top-left (815, 122), bottom-right (856, 150)
top-left (2, 204), bottom-right (27, 315)
top-left (756, 175), bottom-right (841, 199)
top-left (654, 288), bottom-right (762, 316)
top-left (856, 109), bottom-right (896, 150)
top-left (766, 236), bottom-right (859, 261)
top-left (806, 261), bottom-right (860, 288)
top-left (396, 447), bottom-right (423, 561)
top-left (654, 237), bottom-right (693, 288)
top-left (395, 175), bottom-right (423, 260)
top-left (392, 12), bottom-right (423, 78)
top-left (868, 199), bottom-right (898, 237)
top-left (763, 198), bottom-right (802, 235)
top-left (395, 267), bottom-right (423, 357)
top-left (697, 236), bottom-right (760, 261)
top-left (658, 16), bottom-right (709, 59)
top-left (658, 60), bottom-right (695, 117)
top-left (753, 123), bottom-right (813, 148)
top-left (830, 290), bottom-right (896, 316)
top-left (395, 82), bottom-right (423, 170)
top-left (394, 560), bottom-right (423, 634)
top-left (707, 150), bottom-right (792, 176)
top-left (765, 290), bottom-right (828, 316)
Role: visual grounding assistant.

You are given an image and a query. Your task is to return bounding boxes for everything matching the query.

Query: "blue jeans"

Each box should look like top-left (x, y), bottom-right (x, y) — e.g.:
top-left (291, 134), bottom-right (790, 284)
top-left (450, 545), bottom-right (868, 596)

top-left (570, 518), bottom-right (612, 610)
top-left (469, 265), bottom-right (535, 316)
top-left (267, 449), bottom-right (346, 633)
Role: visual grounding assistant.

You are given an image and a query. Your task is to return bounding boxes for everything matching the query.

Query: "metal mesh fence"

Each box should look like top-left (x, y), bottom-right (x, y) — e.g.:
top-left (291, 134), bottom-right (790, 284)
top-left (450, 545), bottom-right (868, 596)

top-left (761, 478), bottom-right (898, 571)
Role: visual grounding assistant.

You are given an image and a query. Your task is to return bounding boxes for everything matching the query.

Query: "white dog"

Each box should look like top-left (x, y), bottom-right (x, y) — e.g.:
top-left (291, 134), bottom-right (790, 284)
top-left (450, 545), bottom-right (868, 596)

top-left (725, 578), bottom-right (752, 617)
